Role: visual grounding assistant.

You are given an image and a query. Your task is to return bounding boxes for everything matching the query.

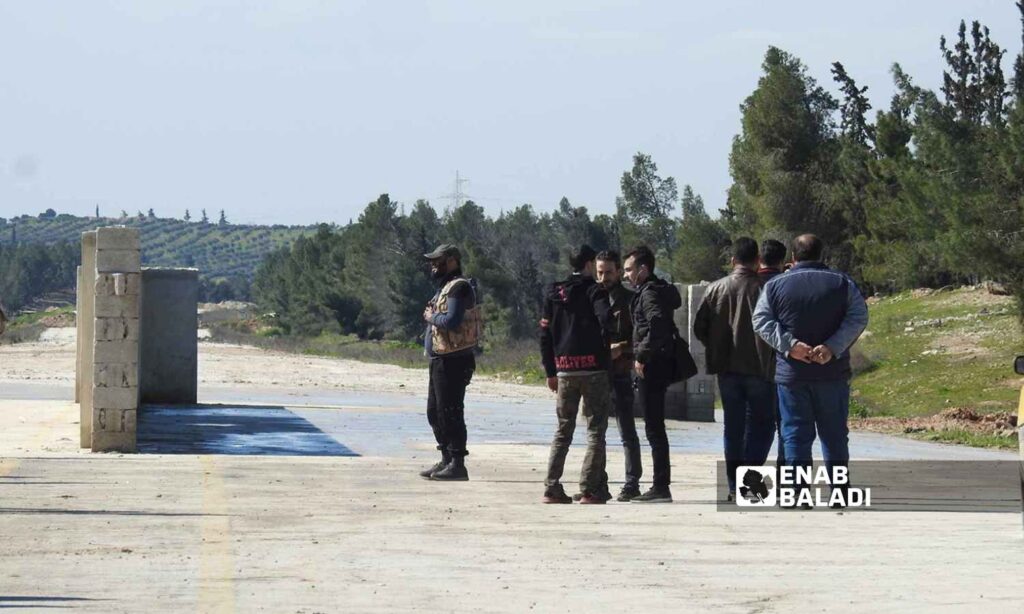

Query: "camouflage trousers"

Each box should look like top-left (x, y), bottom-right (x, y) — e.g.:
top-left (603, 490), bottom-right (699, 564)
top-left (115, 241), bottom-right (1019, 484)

top-left (545, 372), bottom-right (611, 495)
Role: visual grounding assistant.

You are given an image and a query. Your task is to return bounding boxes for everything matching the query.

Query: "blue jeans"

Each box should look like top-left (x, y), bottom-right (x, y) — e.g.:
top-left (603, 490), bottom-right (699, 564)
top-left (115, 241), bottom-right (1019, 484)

top-left (776, 380), bottom-right (850, 482)
top-left (718, 373), bottom-right (776, 491)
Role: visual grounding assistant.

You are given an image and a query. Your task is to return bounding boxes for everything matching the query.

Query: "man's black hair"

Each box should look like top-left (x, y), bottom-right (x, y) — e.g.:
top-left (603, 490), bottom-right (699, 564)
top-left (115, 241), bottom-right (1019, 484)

top-left (792, 234), bottom-right (824, 262)
top-left (569, 244), bottom-right (597, 272)
top-left (596, 250), bottom-right (621, 268)
top-left (624, 245), bottom-right (655, 272)
top-left (760, 239), bottom-right (787, 267)
top-left (732, 237), bottom-right (759, 266)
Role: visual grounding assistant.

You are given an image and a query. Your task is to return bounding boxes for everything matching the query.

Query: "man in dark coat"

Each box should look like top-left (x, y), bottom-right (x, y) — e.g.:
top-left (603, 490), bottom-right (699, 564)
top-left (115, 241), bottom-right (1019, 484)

top-left (624, 245), bottom-right (681, 504)
top-left (693, 237), bottom-right (776, 499)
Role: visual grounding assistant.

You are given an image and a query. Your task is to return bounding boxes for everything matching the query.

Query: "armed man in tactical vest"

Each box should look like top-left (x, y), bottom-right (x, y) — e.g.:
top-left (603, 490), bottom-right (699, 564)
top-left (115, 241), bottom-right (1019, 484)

top-left (540, 245), bottom-right (616, 504)
top-left (420, 244), bottom-right (482, 481)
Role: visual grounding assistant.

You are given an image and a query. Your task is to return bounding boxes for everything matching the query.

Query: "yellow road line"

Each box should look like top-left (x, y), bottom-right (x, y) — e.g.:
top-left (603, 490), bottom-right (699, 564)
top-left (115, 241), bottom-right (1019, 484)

top-left (198, 455), bottom-right (235, 613)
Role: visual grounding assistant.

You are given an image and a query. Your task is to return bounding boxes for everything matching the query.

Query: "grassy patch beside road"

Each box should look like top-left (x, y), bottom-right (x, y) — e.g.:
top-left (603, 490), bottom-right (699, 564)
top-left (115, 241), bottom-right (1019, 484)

top-left (850, 287), bottom-right (1021, 448)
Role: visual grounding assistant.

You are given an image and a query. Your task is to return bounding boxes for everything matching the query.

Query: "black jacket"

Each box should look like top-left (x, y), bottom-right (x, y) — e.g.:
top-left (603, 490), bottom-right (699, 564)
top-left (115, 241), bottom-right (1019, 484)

top-left (693, 266), bottom-right (774, 378)
top-left (607, 282), bottom-right (635, 374)
top-left (630, 274), bottom-right (682, 364)
top-left (540, 274), bottom-right (614, 378)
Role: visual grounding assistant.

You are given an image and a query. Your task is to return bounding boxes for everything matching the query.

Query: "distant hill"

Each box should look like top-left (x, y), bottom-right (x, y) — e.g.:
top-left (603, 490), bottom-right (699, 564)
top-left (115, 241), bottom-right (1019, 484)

top-left (0, 213), bottom-right (316, 279)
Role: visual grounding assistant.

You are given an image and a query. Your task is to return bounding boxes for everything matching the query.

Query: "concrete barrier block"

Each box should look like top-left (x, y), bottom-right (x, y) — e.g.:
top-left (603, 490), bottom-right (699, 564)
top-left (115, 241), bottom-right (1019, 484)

top-left (94, 363), bottom-right (138, 388)
top-left (96, 226), bottom-right (141, 251)
top-left (94, 339), bottom-right (139, 364)
top-left (96, 408), bottom-right (137, 432)
top-left (96, 249), bottom-right (141, 273)
top-left (95, 273), bottom-right (140, 297)
top-left (95, 317), bottom-right (140, 342)
top-left (93, 386), bottom-right (138, 410)
top-left (91, 428), bottom-right (136, 453)
top-left (95, 294), bottom-right (139, 318)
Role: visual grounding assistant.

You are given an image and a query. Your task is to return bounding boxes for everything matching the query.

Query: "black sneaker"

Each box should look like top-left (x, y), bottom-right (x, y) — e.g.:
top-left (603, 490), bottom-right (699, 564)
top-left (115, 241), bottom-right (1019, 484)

top-left (419, 460), bottom-right (448, 479)
top-left (630, 486), bottom-right (673, 503)
top-left (616, 484), bottom-right (642, 502)
top-left (542, 485), bottom-right (572, 504)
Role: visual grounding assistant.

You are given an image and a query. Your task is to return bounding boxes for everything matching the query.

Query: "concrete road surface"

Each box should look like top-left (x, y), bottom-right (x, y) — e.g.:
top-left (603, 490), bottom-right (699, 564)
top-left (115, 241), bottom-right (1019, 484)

top-left (1, 380), bottom-right (1021, 613)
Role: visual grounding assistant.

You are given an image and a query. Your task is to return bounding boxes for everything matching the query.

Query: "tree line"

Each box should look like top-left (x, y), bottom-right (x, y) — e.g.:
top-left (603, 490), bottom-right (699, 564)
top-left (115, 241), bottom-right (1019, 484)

top-left (255, 9), bottom-right (1024, 342)
top-left (0, 242), bottom-right (79, 313)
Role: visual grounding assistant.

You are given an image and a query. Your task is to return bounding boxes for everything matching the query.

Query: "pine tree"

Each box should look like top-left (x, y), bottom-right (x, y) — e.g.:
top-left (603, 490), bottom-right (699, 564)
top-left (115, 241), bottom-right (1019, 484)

top-left (616, 152), bottom-right (678, 256)
top-left (672, 186), bottom-right (729, 282)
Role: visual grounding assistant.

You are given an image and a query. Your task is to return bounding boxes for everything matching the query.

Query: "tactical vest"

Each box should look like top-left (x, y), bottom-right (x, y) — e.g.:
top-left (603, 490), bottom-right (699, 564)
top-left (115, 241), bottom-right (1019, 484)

top-left (431, 278), bottom-right (482, 355)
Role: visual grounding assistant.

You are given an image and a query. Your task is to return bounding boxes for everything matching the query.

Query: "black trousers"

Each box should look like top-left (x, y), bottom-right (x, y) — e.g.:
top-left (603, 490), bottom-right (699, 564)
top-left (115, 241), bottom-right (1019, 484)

top-left (611, 372), bottom-right (643, 488)
top-left (426, 354), bottom-right (475, 457)
top-left (637, 359), bottom-right (672, 489)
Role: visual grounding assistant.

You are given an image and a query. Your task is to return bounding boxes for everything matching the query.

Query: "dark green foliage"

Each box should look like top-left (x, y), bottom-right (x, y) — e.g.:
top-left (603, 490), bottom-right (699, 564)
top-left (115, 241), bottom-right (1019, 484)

top-left (0, 241), bottom-right (79, 312)
top-left (725, 12), bottom-right (1024, 331)
top-left (253, 195), bottom-right (631, 343)
top-left (673, 186), bottom-right (729, 282)
top-left (616, 153), bottom-right (678, 261)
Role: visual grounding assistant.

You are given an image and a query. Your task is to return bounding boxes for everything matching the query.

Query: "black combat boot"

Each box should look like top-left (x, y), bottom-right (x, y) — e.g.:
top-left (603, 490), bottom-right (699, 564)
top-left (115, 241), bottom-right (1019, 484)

top-left (419, 449), bottom-right (452, 479)
top-left (430, 454), bottom-right (469, 481)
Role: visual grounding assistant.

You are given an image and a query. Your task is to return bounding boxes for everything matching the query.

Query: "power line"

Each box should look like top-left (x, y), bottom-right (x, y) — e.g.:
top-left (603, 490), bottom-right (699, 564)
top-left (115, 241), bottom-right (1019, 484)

top-left (438, 170), bottom-right (471, 212)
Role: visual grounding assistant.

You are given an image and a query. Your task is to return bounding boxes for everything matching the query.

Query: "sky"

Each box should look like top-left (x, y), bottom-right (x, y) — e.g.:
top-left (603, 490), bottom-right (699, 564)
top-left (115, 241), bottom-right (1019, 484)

top-left (1, 1), bottom-right (1022, 226)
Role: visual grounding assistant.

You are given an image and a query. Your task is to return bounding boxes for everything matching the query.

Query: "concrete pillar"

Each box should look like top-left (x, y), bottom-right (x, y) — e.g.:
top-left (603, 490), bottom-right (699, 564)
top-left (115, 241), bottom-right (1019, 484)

top-left (78, 231), bottom-right (97, 448)
top-left (682, 284), bottom-right (716, 422)
top-left (140, 268), bottom-right (199, 404)
top-left (75, 265), bottom-right (82, 404)
top-left (90, 227), bottom-right (141, 453)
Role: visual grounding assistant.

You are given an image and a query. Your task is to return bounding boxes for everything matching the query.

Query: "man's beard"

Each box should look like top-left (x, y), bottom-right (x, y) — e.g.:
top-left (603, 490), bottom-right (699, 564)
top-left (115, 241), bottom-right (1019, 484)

top-left (431, 266), bottom-right (447, 280)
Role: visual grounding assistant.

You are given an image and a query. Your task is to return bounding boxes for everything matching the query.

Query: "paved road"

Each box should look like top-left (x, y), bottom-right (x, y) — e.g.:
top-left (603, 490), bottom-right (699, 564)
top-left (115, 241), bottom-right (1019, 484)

top-left (2, 381), bottom-right (1014, 460)
top-left (1, 382), bottom-right (1021, 613)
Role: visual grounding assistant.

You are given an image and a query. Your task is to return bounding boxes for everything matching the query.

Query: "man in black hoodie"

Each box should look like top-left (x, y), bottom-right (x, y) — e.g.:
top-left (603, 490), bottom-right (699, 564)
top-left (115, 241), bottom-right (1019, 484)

top-left (540, 245), bottom-right (615, 504)
top-left (624, 245), bottom-right (682, 503)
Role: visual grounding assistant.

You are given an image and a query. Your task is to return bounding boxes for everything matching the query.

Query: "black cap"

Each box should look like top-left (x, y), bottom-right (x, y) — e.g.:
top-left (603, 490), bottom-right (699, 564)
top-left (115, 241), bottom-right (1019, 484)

top-left (423, 243), bottom-right (461, 261)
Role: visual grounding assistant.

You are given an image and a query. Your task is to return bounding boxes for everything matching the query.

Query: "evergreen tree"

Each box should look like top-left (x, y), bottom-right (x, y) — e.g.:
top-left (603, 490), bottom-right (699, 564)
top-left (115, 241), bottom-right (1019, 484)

top-left (672, 186), bottom-right (729, 282)
top-left (616, 152), bottom-right (678, 256)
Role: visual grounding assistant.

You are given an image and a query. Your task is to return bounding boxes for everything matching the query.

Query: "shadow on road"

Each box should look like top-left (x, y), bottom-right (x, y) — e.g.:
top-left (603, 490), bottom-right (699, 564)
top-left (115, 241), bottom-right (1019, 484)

top-left (137, 404), bottom-right (359, 456)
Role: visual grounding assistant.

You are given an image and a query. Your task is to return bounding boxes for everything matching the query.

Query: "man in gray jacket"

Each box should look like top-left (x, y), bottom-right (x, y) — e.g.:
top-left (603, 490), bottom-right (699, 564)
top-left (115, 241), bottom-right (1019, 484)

top-left (693, 237), bottom-right (776, 499)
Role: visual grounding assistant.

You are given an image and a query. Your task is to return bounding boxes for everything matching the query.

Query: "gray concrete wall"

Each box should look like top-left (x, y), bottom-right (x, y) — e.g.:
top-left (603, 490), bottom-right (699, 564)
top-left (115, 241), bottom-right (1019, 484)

top-left (139, 268), bottom-right (198, 405)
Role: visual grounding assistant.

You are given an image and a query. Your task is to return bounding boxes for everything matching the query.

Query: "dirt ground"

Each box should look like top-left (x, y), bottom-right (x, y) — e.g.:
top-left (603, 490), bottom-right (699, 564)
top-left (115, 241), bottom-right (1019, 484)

top-left (1, 336), bottom-right (1022, 613)
top-left (0, 335), bottom-right (550, 400)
